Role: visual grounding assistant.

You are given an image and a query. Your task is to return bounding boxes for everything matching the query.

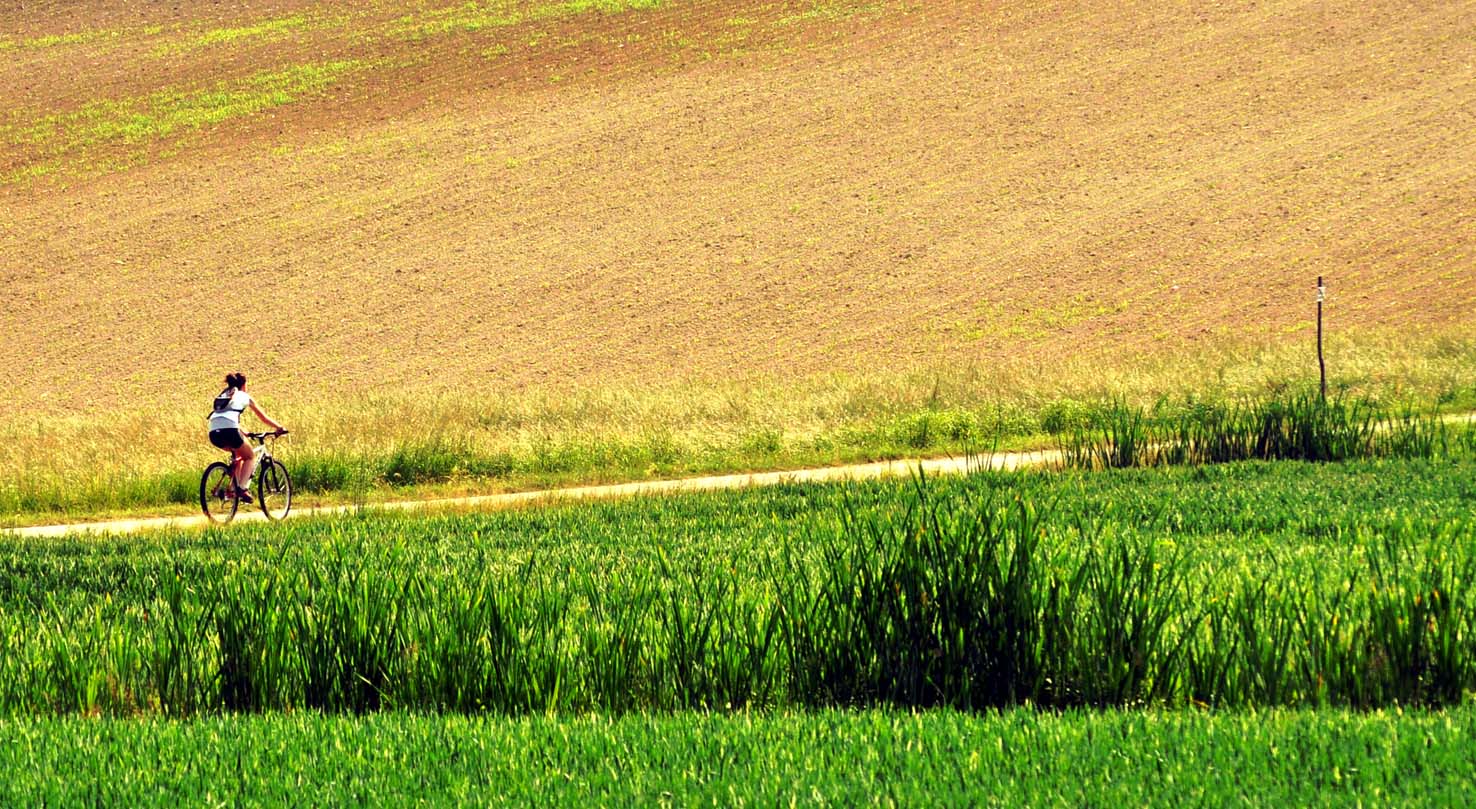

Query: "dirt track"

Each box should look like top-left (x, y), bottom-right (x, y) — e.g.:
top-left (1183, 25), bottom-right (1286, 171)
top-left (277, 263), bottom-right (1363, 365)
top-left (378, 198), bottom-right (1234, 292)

top-left (3, 448), bottom-right (1059, 538)
top-left (2, 0), bottom-right (1473, 417)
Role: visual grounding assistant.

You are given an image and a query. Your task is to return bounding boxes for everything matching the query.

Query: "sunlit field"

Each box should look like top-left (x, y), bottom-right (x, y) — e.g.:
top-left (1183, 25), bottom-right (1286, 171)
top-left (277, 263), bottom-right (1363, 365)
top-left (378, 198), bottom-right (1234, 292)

top-left (4, 0), bottom-right (1474, 801)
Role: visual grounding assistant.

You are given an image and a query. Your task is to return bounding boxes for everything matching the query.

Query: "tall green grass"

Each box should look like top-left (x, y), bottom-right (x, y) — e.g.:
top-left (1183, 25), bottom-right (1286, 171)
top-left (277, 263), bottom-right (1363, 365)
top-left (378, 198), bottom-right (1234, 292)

top-left (1058, 391), bottom-right (1460, 469)
top-left (2, 458), bottom-right (1474, 716)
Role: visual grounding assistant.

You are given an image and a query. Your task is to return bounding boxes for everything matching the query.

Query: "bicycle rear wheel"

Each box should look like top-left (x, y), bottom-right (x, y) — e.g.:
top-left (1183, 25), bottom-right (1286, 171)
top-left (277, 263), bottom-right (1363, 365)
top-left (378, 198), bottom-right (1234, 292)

top-left (201, 462), bottom-right (238, 524)
top-left (258, 459), bottom-right (292, 521)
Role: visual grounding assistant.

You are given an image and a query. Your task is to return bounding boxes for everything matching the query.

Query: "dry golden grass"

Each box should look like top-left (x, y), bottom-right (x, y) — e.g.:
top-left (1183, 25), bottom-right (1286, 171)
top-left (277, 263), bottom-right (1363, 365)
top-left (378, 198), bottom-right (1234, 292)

top-left (2, 328), bottom-right (1471, 525)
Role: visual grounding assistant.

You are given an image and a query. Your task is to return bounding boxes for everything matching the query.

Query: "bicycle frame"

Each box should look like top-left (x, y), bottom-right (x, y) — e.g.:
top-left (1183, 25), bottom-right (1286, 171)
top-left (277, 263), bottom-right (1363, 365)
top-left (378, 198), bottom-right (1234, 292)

top-left (216, 432), bottom-right (281, 485)
top-left (245, 432), bottom-right (278, 463)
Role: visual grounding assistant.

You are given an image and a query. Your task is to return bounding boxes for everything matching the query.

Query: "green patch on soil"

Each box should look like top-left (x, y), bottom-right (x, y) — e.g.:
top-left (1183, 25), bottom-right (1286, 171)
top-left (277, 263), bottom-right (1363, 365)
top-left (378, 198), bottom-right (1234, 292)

top-left (2, 60), bottom-right (360, 185)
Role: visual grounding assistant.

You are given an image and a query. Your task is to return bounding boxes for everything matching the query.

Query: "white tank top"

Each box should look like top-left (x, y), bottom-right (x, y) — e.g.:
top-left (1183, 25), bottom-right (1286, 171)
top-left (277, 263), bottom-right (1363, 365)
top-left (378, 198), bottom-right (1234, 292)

top-left (209, 390), bottom-right (252, 431)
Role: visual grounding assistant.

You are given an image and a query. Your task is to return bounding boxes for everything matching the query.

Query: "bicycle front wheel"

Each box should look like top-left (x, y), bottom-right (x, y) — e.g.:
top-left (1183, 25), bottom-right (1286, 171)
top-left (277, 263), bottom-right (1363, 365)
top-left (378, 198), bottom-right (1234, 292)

top-left (201, 462), bottom-right (238, 524)
top-left (258, 459), bottom-right (292, 521)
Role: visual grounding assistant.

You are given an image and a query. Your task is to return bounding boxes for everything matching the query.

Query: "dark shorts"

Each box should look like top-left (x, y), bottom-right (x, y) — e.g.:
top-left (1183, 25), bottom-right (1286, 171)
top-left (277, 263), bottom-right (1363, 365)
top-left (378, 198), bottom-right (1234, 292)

top-left (209, 428), bottom-right (245, 451)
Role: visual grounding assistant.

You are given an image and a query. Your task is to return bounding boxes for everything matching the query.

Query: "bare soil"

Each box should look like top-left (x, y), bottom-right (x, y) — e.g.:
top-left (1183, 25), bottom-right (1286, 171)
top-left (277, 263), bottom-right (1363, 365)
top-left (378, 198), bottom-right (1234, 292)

top-left (2, 0), bottom-right (1473, 416)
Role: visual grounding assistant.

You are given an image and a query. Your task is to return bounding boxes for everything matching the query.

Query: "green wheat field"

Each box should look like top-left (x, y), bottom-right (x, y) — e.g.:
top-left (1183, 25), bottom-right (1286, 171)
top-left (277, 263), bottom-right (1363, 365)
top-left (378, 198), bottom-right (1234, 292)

top-left (4, 433), bottom-right (1476, 801)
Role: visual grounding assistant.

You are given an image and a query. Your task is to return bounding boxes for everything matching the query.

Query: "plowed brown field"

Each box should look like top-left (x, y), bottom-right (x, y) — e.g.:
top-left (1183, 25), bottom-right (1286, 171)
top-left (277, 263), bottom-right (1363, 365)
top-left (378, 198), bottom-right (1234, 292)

top-left (3, 0), bottom-right (1473, 417)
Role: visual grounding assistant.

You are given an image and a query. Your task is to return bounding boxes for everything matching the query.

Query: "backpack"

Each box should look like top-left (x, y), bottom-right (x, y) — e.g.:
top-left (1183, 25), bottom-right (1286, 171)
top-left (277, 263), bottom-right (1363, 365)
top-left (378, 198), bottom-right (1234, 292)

top-left (211, 387), bottom-right (246, 418)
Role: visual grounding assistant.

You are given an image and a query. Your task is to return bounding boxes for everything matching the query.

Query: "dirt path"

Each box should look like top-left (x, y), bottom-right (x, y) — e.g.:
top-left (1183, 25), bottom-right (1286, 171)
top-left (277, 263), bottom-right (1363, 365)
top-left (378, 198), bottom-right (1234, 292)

top-left (2, 450), bottom-right (1059, 539)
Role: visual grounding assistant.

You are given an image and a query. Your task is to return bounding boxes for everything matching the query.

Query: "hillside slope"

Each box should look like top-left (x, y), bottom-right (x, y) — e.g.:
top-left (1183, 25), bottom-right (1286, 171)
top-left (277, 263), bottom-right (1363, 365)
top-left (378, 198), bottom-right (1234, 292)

top-left (2, 0), bottom-right (1473, 415)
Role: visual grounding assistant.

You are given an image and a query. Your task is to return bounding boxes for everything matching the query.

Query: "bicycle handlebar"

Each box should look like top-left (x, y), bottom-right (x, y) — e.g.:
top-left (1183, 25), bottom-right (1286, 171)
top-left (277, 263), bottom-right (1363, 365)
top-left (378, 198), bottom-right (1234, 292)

top-left (245, 430), bottom-right (289, 440)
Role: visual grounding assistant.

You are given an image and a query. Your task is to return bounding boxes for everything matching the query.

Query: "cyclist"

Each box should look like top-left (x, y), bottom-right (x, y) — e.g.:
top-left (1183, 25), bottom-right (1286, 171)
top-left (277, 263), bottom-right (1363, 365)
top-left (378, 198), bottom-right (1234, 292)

top-left (207, 372), bottom-right (287, 504)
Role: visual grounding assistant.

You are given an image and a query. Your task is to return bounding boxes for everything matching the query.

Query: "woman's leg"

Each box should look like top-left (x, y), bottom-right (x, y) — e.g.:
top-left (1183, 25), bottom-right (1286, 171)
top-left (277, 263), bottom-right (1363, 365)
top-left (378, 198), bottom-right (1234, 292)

top-left (232, 441), bottom-right (256, 490)
top-left (244, 440), bottom-right (261, 486)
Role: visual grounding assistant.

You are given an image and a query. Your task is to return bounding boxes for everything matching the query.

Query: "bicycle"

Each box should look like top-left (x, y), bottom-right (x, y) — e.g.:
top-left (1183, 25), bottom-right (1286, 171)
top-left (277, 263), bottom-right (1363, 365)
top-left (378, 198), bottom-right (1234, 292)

top-left (200, 431), bottom-right (292, 524)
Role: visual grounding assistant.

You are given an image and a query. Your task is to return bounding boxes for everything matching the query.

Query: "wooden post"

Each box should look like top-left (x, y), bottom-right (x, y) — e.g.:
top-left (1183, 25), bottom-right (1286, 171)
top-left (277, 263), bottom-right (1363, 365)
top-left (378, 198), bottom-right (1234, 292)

top-left (1317, 276), bottom-right (1326, 401)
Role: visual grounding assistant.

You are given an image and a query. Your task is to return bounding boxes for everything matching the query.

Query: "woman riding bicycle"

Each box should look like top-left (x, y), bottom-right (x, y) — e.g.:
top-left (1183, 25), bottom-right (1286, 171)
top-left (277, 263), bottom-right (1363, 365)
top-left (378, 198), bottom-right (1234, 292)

top-left (207, 372), bottom-right (287, 504)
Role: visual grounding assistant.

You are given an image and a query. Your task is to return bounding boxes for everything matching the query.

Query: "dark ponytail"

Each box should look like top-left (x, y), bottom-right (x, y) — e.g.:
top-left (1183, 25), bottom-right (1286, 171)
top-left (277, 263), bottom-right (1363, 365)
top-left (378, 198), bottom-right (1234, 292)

top-left (224, 372), bottom-right (247, 390)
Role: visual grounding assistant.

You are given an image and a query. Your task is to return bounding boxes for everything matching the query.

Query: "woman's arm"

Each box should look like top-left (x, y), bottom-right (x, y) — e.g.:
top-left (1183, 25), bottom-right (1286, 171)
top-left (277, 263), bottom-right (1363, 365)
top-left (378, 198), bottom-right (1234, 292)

top-left (248, 400), bottom-right (286, 432)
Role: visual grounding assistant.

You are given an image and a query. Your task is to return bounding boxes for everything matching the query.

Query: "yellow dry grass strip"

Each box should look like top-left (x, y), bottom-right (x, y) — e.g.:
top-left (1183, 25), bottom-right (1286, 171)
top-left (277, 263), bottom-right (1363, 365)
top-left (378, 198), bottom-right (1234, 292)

top-left (2, 448), bottom-right (1056, 539)
top-left (1, 329), bottom-right (1469, 500)
top-left (13, 405), bottom-right (1472, 538)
